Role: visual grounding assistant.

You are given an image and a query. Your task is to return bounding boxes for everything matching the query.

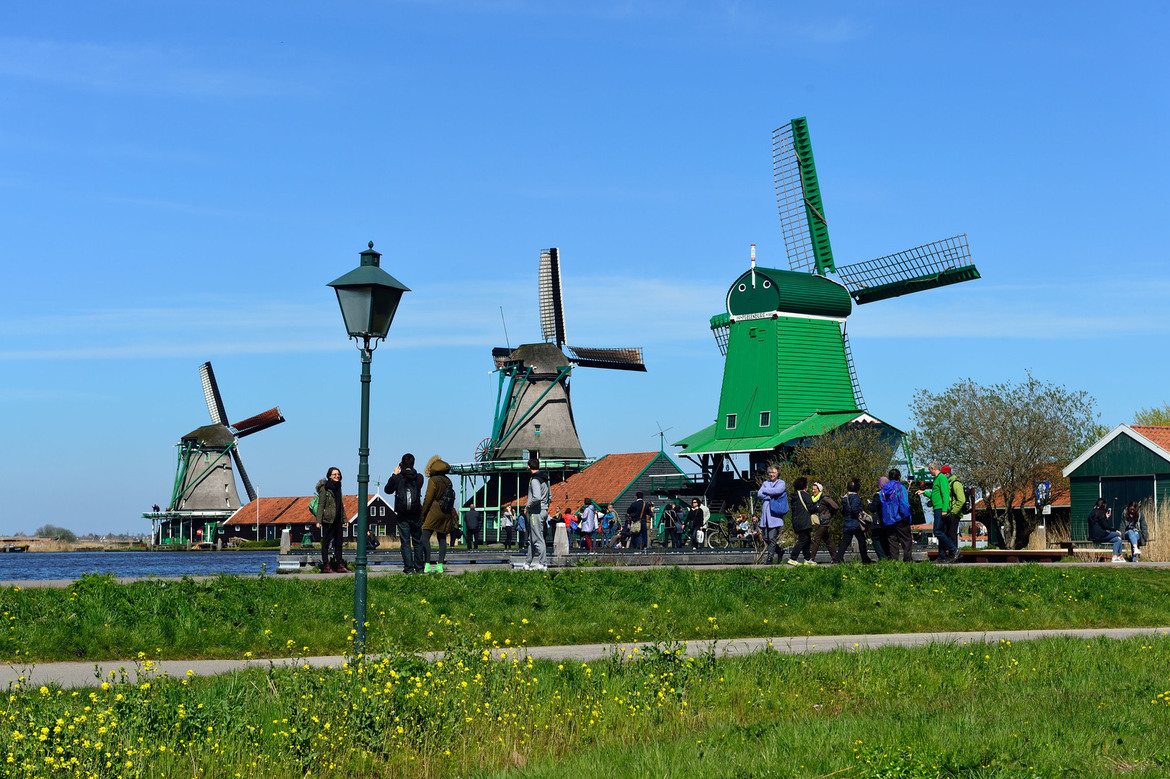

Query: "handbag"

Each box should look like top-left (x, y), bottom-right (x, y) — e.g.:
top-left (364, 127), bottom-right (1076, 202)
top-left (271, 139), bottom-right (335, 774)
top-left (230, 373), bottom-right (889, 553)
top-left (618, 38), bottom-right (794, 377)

top-left (799, 492), bottom-right (817, 526)
top-left (768, 491), bottom-right (789, 516)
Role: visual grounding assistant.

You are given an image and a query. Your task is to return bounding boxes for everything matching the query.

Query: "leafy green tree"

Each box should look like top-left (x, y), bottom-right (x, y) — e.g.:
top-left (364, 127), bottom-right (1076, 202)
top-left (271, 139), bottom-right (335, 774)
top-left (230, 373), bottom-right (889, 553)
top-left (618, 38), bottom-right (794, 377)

top-left (909, 373), bottom-right (1099, 549)
top-left (35, 524), bottom-right (77, 543)
top-left (1134, 403), bottom-right (1170, 426)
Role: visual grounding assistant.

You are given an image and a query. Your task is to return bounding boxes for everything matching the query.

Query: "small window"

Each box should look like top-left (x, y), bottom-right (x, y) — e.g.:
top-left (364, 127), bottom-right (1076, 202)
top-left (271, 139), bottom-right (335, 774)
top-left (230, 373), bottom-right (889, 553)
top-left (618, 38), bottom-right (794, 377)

top-left (726, 413), bottom-right (737, 430)
top-left (378, 525), bottom-right (386, 536)
top-left (379, 506), bottom-right (385, 517)
top-left (762, 280), bottom-right (771, 288)
top-left (738, 283), bottom-right (747, 292)
top-left (759, 411), bottom-right (771, 427)
top-left (534, 424), bottom-right (541, 437)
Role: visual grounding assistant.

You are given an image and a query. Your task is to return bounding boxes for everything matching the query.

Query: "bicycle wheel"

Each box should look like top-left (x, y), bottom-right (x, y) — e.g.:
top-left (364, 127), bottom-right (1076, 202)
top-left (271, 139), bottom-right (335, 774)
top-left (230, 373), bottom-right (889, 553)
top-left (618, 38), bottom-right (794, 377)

top-left (706, 528), bottom-right (729, 549)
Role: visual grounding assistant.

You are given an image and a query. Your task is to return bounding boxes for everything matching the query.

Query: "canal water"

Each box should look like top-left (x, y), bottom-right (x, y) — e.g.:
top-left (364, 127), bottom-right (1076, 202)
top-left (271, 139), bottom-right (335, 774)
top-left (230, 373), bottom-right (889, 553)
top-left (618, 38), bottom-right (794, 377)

top-left (0, 551), bottom-right (280, 581)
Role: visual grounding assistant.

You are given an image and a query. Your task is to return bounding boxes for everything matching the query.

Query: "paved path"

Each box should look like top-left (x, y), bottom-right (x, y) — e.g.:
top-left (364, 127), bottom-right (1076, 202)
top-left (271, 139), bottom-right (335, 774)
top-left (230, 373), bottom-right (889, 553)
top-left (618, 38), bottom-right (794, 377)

top-left (5, 626), bottom-right (1168, 690)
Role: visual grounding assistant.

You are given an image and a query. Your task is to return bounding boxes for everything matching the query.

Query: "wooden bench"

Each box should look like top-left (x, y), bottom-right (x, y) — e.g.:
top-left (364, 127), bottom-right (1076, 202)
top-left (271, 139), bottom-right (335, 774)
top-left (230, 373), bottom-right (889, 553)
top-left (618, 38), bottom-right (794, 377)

top-left (926, 548), bottom-right (1068, 563)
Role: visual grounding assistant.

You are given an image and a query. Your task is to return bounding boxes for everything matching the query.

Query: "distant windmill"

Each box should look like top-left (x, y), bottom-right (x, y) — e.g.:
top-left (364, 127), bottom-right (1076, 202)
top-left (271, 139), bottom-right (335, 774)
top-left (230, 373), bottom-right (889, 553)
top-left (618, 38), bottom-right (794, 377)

top-left (477, 248), bottom-right (646, 462)
top-left (168, 362), bottom-right (285, 511)
top-left (678, 117), bottom-right (980, 462)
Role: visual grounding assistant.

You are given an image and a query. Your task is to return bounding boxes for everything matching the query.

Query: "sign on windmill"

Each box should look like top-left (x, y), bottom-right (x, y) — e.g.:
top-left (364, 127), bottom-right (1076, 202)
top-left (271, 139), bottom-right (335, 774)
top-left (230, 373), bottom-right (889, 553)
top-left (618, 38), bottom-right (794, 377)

top-left (169, 362), bottom-right (286, 512)
top-left (477, 248), bottom-right (647, 463)
top-left (677, 117), bottom-right (981, 461)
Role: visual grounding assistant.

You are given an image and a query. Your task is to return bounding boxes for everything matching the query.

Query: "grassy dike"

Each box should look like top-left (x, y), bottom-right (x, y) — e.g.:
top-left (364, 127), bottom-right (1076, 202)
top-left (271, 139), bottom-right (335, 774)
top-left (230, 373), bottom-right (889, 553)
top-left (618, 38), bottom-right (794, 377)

top-left (5, 633), bottom-right (1170, 777)
top-left (3, 564), bottom-right (1170, 663)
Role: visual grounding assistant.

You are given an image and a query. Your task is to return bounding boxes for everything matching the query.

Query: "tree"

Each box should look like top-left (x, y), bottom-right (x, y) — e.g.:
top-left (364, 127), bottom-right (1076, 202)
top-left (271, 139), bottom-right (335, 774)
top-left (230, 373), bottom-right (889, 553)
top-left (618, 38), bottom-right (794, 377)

top-left (1134, 403), bottom-right (1170, 426)
top-left (909, 373), bottom-right (1099, 549)
top-left (767, 425), bottom-right (899, 500)
top-left (35, 524), bottom-right (77, 543)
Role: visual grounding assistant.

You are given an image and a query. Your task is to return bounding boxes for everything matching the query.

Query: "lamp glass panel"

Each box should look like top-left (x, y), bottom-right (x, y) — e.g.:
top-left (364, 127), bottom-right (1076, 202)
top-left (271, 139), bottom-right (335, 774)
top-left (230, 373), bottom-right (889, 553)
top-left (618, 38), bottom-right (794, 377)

top-left (335, 287), bottom-right (374, 337)
top-left (368, 286), bottom-right (403, 338)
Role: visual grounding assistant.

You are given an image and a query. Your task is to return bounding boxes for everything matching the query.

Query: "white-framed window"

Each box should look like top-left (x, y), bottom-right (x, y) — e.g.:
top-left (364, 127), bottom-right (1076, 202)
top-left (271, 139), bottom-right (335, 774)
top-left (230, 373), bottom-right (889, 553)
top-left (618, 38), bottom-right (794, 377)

top-left (378, 506), bottom-right (385, 517)
top-left (379, 525), bottom-right (386, 536)
top-left (726, 413), bottom-right (737, 430)
top-left (759, 411), bottom-right (771, 427)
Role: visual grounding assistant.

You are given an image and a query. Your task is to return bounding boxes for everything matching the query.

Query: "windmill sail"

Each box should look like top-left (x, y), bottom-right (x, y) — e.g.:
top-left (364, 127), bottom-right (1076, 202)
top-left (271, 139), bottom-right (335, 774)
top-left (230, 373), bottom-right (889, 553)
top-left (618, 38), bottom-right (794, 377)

top-left (565, 345), bottom-right (646, 372)
top-left (199, 362), bottom-right (229, 426)
top-left (840, 322), bottom-right (866, 411)
top-left (232, 407), bottom-right (285, 438)
top-left (773, 118), bottom-right (834, 275)
top-left (230, 446), bottom-right (257, 503)
top-left (538, 248), bottom-right (567, 348)
top-left (834, 234), bottom-right (979, 305)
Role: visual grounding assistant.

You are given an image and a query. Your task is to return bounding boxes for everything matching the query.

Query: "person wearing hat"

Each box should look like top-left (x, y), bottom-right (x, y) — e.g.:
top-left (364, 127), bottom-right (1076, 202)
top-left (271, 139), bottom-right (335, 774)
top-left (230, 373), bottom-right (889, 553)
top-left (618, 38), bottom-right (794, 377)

top-left (917, 460), bottom-right (961, 564)
top-left (941, 465), bottom-right (962, 554)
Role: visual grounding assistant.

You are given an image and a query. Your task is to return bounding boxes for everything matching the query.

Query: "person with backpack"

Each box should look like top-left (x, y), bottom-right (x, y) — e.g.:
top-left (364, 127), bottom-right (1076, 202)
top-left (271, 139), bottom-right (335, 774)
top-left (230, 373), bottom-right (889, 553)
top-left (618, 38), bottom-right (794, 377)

top-left (626, 492), bottom-right (652, 551)
top-left (834, 478), bottom-right (873, 564)
top-left (314, 466), bottom-right (350, 574)
top-left (420, 455), bottom-right (457, 573)
top-left (524, 457), bottom-right (551, 570)
top-left (943, 465), bottom-right (966, 553)
top-left (917, 461), bottom-right (961, 564)
top-left (867, 478), bottom-right (890, 560)
top-left (578, 498), bottom-right (599, 551)
top-left (881, 469), bottom-right (914, 562)
top-left (386, 453), bottom-right (424, 574)
top-left (757, 465), bottom-right (788, 564)
top-left (464, 505), bottom-right (482, 550)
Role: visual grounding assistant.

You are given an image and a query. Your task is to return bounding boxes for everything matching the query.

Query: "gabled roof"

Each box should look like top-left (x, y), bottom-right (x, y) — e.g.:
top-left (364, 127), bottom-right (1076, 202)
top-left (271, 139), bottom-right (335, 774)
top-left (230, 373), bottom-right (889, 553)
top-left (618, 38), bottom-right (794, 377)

top-left (509, 451), bottom-right (668, 511)
top-left (223, 494), bottom-right (390, 526)
top-left (1062, 424), bottom-right (1170, 477)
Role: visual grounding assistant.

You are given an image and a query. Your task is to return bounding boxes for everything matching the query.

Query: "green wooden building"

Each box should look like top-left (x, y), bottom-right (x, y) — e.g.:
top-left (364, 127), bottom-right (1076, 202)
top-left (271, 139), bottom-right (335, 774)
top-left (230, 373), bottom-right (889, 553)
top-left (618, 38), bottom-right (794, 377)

top-left (1062, 424), bottom-right (1170, 539)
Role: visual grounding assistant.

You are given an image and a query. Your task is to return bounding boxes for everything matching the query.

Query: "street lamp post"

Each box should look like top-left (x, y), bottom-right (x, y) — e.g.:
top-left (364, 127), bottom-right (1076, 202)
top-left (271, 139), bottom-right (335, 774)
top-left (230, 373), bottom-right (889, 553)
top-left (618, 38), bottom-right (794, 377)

top-left (327, 241), bottom-right (410, 652)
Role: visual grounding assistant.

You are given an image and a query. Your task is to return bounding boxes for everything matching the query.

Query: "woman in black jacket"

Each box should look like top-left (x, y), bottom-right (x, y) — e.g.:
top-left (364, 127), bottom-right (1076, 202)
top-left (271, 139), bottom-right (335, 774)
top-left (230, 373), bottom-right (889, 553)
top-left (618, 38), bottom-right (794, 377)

top-left (786, 477), bottom-right (816, 565)
top-left (834, 478), bottom-right (873, 564)
top-left (1087, 498), bottom-right (1124, 562)
top-left (314, 467), bottom-right (349, 574)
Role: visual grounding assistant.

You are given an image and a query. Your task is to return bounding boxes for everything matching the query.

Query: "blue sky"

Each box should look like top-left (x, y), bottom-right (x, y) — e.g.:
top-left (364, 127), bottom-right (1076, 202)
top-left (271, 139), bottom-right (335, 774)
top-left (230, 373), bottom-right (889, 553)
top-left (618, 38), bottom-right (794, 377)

top-left (2, 1), bottom-right (1167, 534)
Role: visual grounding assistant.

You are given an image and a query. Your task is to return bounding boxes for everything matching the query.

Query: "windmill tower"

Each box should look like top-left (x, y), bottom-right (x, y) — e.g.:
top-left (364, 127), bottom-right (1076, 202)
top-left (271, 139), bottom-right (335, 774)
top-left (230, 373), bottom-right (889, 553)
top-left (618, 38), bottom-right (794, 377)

top-left (677, 117), bottom-right (980, 464)
top-left (169, 362), bottom-right (286, 512)
top-left (479, 248), bottom-right (647, 462)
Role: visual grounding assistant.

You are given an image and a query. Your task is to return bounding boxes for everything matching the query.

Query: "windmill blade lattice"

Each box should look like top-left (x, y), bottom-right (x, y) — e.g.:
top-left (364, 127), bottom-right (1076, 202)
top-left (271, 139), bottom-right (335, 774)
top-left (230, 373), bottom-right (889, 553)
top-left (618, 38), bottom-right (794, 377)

top-left (834, 234), bottom-right (979, 305)
top-left (564, 345), bottom-right (646, 372)
top-left (840, 322), bottom-right (866, 411)
top-left (230, 446), bottom-right (258, 503)
top-left (538, 248), bottom-right (567, 348)
top-left (199, 362), bottom-right (229, 426)
top-left (773, 119), bottom-right (835, 275)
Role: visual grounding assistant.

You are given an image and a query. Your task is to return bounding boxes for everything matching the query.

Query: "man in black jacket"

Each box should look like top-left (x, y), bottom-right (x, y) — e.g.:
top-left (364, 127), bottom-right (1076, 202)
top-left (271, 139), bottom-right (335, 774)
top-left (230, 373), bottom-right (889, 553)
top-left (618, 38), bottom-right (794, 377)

top-left (386, 453), bottom-right (425, 574)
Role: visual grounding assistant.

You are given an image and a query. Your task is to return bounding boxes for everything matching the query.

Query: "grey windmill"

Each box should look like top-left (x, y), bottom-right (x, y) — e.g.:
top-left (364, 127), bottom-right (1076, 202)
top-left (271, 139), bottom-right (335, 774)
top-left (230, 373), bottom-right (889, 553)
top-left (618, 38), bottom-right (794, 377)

top-left (478, 248), bottom-right (647, 462)
top-left (168, 362), bottom-right (286, 511)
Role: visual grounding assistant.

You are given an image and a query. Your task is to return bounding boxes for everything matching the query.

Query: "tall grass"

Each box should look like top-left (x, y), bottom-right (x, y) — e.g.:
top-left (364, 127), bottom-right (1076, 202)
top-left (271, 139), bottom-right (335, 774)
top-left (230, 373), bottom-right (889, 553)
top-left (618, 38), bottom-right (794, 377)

top-left (4, 629), bottom-right (1169, 778)
top-left (5, 566), bottom-right (1170, 664)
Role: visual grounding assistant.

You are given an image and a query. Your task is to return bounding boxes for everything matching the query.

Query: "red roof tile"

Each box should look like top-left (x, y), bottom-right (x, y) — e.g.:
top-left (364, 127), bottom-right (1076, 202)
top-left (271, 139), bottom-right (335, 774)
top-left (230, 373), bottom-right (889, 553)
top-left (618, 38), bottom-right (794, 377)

top-left (224, 495), bottom-right (387, 526)
top-left (1129, 425), bottom-right (1170, 453)
top-left (509, 451), bottom-right (660, 512)
top-left (974, 464), bottom-right (1070, 510)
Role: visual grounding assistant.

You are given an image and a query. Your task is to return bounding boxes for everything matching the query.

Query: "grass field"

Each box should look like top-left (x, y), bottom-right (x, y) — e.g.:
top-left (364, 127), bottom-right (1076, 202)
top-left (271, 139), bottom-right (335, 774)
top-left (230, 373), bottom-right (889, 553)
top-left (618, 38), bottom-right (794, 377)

top-left (3, 564), bottom-right (1170, 663)
top-left (5, 633), bottom-right (1169, 778)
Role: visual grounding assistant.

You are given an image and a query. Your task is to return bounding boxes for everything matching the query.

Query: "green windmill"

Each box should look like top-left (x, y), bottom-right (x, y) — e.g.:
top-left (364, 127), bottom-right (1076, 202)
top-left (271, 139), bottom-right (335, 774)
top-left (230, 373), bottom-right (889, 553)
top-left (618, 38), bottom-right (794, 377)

top-left (675, 117), bottom-right (980, 488)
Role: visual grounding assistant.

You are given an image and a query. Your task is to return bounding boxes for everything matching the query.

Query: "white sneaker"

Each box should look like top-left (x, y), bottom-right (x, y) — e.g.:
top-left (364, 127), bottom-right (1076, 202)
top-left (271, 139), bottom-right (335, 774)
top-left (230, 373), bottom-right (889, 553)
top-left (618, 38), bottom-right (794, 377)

top-left (533, 563), bottom-right (547, 571)
top-left (786, 559), bottom-right (801, 566)
top-left (521, 563), bottom-right (531, 571)
top-left (1111, 556), bottom-right (1123, 563)
top-left (803, 560), bottom-right (818, 566)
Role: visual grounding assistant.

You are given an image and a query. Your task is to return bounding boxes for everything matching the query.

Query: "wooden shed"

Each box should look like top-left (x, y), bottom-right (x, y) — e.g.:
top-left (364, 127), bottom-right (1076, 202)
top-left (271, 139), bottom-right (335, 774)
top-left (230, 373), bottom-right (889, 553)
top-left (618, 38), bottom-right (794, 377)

top-left (1062, 424), bottom-right (1170, 540)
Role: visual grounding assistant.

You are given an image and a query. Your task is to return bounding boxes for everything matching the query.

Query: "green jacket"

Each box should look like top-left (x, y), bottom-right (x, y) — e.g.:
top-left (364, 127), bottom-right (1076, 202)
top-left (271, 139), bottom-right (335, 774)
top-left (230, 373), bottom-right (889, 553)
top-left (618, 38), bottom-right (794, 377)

top-left (949, 479), bottom-right (966, 516)
top-left (314, 479), bottom-right (345, 524)
top-left (927, 473), bottom-right (950, 512)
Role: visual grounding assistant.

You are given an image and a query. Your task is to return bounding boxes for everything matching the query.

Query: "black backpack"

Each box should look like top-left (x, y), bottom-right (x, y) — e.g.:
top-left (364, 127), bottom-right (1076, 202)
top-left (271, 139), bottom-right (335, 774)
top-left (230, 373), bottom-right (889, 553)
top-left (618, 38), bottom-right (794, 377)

top-left (438, 482), bottom-right (456, 514)
top-left (951, 479), bottom-right (973, 514)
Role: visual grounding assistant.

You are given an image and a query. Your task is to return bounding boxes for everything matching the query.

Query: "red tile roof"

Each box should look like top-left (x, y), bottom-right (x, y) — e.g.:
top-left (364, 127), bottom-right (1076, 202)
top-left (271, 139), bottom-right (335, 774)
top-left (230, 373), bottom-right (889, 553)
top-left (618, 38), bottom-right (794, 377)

top-left (1130, 425), bottom-right (1170, 453)
top-left (510, 451), bottom-right (660, 512)
top-left (974, 465), bottom-right (1070, 510)
top-left (224, 495), bottom-right (387, 526)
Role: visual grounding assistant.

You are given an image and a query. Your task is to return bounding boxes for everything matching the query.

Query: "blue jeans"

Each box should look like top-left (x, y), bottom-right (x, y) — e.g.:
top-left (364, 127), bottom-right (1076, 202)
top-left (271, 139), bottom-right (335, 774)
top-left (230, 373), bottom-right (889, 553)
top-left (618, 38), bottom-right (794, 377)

top-left (934, 508), bottom-right (958, 559)
top-left (1100, 531), bottom-right (1123, 556)
top-left (1124, 530), bottom-right (1141, 553)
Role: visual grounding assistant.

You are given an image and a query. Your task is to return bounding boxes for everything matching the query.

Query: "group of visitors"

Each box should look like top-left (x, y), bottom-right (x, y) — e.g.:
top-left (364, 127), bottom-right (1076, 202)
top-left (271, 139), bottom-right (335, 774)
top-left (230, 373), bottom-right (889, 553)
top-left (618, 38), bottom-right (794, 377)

top-left (1088, 499), bottom-right (1148, 562)
top-left (755, 461), bottom-right (971, 565)
top-left (313, 452), bottom-right (462, 575)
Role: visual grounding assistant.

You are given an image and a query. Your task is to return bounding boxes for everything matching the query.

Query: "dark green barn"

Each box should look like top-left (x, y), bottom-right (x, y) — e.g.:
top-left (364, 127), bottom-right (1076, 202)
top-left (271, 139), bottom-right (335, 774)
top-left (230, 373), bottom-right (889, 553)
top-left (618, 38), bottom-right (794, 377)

top-left (1062, 425), bottom-right (1170, 539)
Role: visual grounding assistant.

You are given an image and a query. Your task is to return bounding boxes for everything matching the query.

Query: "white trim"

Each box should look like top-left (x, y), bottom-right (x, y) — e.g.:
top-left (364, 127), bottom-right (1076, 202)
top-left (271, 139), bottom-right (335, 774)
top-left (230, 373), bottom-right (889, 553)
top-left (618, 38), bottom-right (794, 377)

top-left (1062, 424), bottom-right (1170, 477)
top-left (730, 311), bottom-right (846, 324)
